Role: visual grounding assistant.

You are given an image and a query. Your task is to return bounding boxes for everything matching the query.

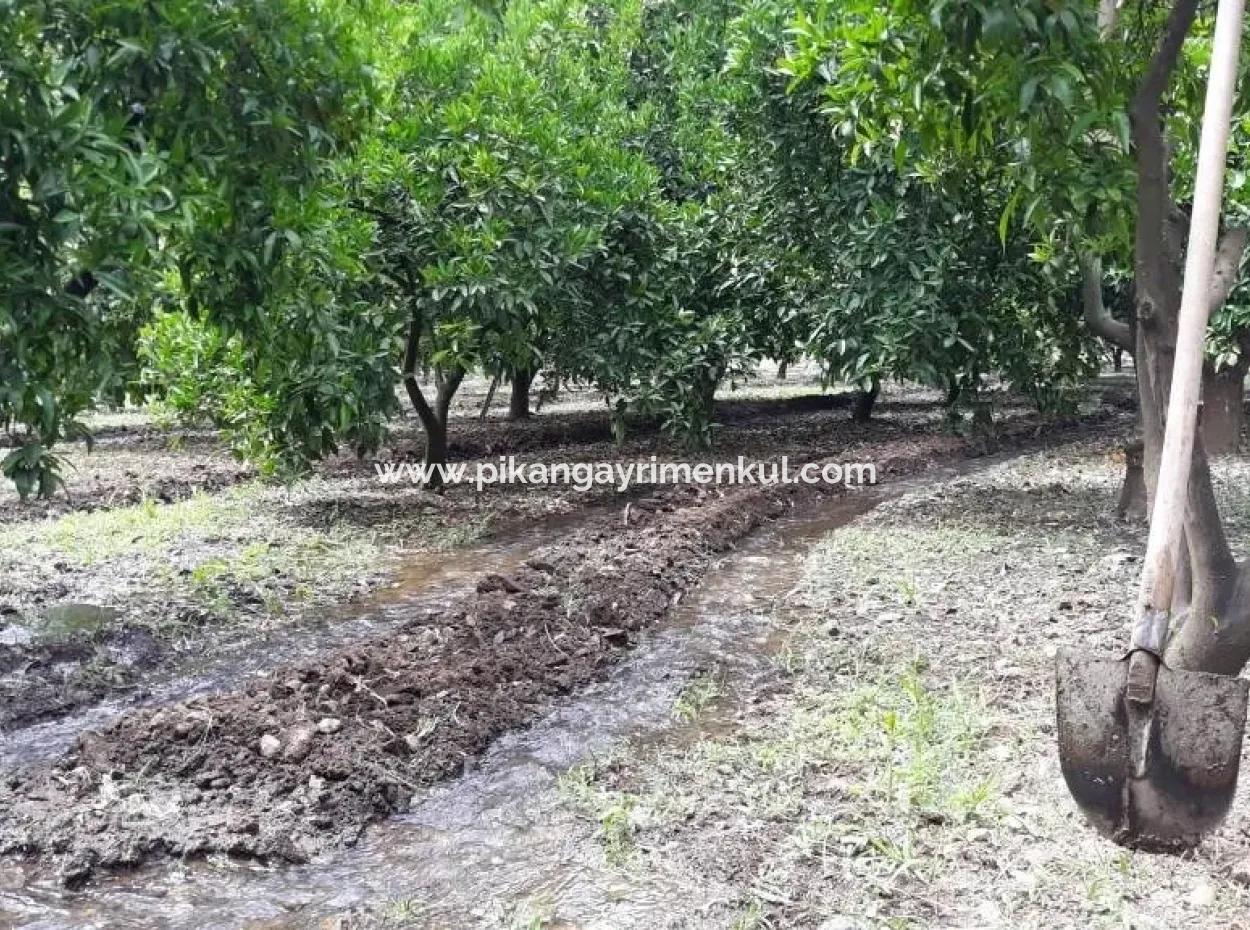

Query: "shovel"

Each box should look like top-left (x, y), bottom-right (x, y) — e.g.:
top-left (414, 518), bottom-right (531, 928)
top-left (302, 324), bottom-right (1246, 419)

top-left (1056, 0), bottom-right (1250, 851)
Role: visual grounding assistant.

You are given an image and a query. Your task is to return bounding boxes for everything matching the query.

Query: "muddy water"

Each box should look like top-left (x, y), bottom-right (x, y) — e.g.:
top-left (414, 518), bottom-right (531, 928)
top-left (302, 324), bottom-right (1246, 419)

top-left (0, 463), bottom-right (988, 929)
top-left (0, 513), bottom-right (579, 771)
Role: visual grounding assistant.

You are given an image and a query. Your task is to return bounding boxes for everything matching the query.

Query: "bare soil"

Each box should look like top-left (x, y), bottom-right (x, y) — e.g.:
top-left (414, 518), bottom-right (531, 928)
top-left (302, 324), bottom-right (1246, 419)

top-left (0, 394), bottom-right (1125, 887)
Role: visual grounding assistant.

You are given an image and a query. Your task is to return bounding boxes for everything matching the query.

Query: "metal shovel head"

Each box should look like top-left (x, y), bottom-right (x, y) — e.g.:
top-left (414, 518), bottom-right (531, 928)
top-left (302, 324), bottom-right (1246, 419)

top-left (1056, 647), bottom-right (1249, 851)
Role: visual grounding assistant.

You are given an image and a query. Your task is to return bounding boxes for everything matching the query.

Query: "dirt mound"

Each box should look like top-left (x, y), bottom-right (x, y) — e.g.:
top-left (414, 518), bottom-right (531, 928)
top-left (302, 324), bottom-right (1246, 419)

top-left (0, 412), bottom-right (1126, 885)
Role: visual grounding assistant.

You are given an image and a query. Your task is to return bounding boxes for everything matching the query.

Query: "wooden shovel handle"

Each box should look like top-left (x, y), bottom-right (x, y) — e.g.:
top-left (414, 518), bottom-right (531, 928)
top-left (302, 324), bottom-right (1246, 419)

top-left (1136, 0), bottom-right (1245, 629)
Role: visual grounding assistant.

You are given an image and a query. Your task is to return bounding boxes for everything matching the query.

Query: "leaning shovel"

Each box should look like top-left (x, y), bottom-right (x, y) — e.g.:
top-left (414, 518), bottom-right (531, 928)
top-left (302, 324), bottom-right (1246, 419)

top-left (1056, 0), bottom-right (1250, 851)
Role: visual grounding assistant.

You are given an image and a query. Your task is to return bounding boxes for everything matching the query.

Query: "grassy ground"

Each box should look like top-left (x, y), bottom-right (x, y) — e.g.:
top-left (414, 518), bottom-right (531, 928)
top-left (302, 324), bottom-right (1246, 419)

top-left (0, 477), bottom-right (487, 647)
top-left (553, 441), bottom-right (1250, 930)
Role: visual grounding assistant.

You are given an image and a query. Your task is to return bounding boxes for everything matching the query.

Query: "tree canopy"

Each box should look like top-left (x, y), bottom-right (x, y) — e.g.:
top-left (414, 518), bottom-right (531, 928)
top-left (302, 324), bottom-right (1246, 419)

top-left (4, 0), bottom-right (1249, 495)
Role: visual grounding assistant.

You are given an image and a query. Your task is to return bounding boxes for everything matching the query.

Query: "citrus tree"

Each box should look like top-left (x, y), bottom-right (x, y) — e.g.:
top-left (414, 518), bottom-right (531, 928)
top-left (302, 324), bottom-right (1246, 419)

top-left (353, 0), bottom-right (666, 470)
top-left (786, 0), bottom-right (1250, 674)
top-left (1, 0), bottom-right (390, 493)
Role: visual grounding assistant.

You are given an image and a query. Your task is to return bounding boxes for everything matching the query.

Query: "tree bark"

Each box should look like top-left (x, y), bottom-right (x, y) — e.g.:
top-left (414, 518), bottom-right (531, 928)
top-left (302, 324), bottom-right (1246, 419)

top-left (1126, 0), bottom-right (1250, 673)
top-left (1200, 360), bottom-right (1247, 454)
top-left (1080, 254), bottom-right (1134, 351)
top-left (776, 359), bottom-right (788, 381)
top-left (699, 376), bottom-right (718, 421)
top-left (852, 378), bottom-right (879, 423)
top-left (509, 368), bottom-right (533, 420)
top-left (479, 371), bottom-right (501, 421)
top-left (1116, 440), bottom-right (1148, 522)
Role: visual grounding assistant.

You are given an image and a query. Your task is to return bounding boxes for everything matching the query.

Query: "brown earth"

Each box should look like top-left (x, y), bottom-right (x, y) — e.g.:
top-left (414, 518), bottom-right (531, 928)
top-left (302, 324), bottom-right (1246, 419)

top-left (0, 379), bottom-right (1042, 737)
top-left (0, 406), bottom-right (1128, 887)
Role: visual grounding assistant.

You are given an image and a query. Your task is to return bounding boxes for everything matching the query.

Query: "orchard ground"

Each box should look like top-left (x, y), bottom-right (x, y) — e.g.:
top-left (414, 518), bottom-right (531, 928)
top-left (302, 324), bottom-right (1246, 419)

top-left (338, 439), bottom-right (1250, 930)
top-left (0, 364), bottom-right (1120, 732)
top-left (0, 363), bottom-right (1188, 927)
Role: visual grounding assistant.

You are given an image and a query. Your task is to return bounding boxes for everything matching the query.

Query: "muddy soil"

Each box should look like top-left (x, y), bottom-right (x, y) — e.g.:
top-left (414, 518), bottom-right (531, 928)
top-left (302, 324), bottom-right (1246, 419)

top-left (0, 406), bottom-right (1126, 887)
top-left (0, 374), bottom-right (1113, 744)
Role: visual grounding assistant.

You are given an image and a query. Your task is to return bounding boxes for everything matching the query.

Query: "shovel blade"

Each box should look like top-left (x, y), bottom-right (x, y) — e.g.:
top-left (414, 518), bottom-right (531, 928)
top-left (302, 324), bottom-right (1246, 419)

top-left (1056, 647), bottom-right (1249, 851)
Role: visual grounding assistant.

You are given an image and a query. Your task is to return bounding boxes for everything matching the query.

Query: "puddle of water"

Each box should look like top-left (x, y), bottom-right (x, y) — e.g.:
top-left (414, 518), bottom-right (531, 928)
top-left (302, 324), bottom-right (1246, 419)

top-left (0, 459), bottom-right (1002, 929)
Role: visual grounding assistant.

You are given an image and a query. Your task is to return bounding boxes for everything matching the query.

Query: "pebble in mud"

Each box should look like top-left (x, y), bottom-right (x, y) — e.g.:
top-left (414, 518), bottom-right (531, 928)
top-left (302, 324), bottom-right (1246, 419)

top-left (282, 726), bottom-right (315, 762)
top-left (317, 717), bottom-right (342, 734)
top-left (258, 734), bottom-right (281, 758)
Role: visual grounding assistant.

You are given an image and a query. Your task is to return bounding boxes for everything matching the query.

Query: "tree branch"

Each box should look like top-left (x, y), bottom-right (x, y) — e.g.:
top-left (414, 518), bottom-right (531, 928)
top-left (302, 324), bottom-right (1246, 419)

top-left (1098, 0), bottom-right (1121, 36)
top-left (1184, 442), bottom-right (1237, 586)
top-left (1131, 0), bottom-right (1201, 120)
top-left (402, 311), bottom-right (438, 431)
top-left (435, 365), bottom-right (465, 426)
top-left (1079, 254), bottom-right (1134, 350)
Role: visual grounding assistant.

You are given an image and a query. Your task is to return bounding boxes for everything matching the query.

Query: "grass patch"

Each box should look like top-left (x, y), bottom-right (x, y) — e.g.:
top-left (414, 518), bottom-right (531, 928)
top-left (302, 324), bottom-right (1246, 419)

top-left (806, 524), bottom-right (1010, 603)
top-left (10, 488), bottom-right (257, 566)
top-left (0, 478), bottom-right (464, 644)
top-left (562, 658), bottom-right (1001, 898)
top-left (672, 669), bottom-right (723, 722)
top-left (559, 758), bottom-right (641, 868)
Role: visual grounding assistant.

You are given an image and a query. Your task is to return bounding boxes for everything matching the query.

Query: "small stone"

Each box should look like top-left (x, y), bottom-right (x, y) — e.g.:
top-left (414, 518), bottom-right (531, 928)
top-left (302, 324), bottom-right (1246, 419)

top-left (1188, 880), bottom-right (1217, 909)
top-left (283, 726), bottom-right (315, 762)
top-left (194, 770), bottom-right (220, 789)
top-left (601, 628), bottom-right (630, 647)
top-left (258, 734), bottom-right (282, 759)
top-left (876, 611), bottom-right (903, 624)
top-left (317, 717), bottom-right (342, 735)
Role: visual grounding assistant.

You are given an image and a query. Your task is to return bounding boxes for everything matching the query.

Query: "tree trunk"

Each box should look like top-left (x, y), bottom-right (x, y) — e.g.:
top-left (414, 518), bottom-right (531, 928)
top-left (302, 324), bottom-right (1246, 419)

top-left (971, 396), bottom-right (994, 431)
top-left (1200, 360), bottom-right (1246, 454)
top-left (401, 312), bottom-right (464, 488)
top-left (422, 414), bottom-right (449, 473)
top-left (776, 359), bottom-right (788, 381)
top-left (509, 368), bottom-right (533, 420)
top-left (1117, 440), bottom-right (1148, 522)
top-left (700, 377), bottom-right (718, 421)
top-left (1113, 347), bottom-right (1124, 372)
top-left (852, 378), bottom-right (879, 423)
top-left (1126, 0), bottom-right (1250, 674)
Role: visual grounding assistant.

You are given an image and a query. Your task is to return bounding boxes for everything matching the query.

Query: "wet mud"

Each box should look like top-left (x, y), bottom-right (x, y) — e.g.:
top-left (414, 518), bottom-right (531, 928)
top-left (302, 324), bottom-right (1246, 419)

top-left (0, 409), bottom-right (1126, 895)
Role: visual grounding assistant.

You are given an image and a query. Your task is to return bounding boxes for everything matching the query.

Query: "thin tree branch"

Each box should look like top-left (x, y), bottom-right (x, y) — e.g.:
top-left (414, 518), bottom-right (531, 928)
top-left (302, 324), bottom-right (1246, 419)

top-left (435, 365), bottom-right (465, 425)
top-left (1079, 254), bottom-right (1134, 350)
top-left (402, 311), bottom-right (438, 431)
top-left (479, 370), bottom-right (501, 420)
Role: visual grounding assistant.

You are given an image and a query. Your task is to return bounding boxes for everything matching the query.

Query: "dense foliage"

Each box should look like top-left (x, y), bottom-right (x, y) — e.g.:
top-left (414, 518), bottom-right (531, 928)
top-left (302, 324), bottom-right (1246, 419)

top-left (4, 0), bottom-right (1244, 496)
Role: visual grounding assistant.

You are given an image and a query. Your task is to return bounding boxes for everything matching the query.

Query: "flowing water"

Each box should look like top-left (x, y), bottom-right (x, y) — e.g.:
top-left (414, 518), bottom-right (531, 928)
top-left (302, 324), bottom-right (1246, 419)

top-left (0, 461), bottom-right (994, 929)
top-left (0, 511), bottom-right (589, 771)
